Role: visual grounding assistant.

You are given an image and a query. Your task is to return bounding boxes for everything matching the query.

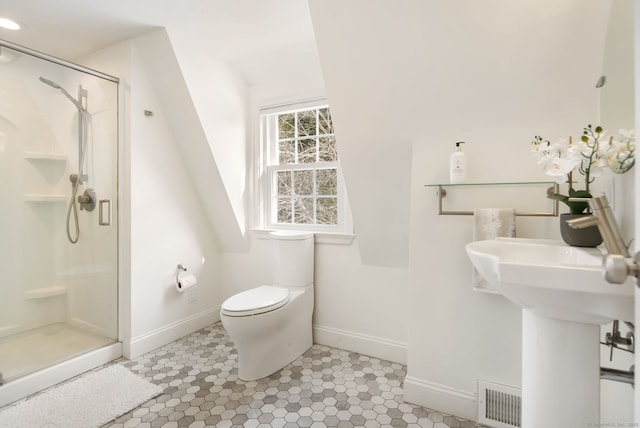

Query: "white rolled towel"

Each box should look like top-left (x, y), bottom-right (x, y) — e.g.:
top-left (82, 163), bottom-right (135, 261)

top-left (472, 208), bottom-right (516, 292)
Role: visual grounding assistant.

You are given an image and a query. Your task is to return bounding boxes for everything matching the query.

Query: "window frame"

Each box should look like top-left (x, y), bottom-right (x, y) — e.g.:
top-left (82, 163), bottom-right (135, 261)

top-left (258, 99), bottom-right (352, 234)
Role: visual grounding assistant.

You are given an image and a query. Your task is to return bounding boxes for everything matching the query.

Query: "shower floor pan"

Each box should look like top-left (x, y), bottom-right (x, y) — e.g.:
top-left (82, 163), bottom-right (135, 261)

top-left (0, 323), bottom-right (115, 383)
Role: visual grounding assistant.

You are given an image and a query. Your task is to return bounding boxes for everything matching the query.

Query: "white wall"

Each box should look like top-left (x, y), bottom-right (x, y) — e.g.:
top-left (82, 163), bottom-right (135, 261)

top-left (309, 0), bottom-right (626, 421)
top-left (221, 236), bottom-right (410, 363)
top-left (135, 30), bottom-right (250, 253)
top-left (218, 76), bottom-right (410, 364)
top-left (81, 34), bottom-right (225, 358)
top-left (78, 12), bottom-right (411, 370)
top-left (601, 0), bottom-right (637, 243)
top-left (168, 34), bottom-right (251, 247)
top-left (70, 1), bottom-right (636, 422)
top-left (310, 0), bottom-right (608, 269)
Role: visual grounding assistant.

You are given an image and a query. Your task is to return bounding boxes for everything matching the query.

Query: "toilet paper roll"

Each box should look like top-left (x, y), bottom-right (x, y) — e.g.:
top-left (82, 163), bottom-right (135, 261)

top-left (176, 274), bottom-right (197, 292)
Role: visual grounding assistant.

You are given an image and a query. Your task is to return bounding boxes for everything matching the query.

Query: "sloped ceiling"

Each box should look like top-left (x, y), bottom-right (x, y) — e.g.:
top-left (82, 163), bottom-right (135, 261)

top-left (0, 0), bottom-right (321, 87)
top-left (2, 0), bottom-right (324, 252)
top-left (132, 29), bottom-right (250, 251)
top-left (3, 0), bottom-right (615, 266)
top-left (308, 0), bottom-right (611, 267)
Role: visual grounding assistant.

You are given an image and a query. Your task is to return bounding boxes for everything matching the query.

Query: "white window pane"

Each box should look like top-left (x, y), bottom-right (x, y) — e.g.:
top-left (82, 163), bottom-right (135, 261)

top-left (276, 198), bottom-right (292, 223)
top-left (262, 102), bottom-right (348, 231)
top-left (297, 138), bottom-right (317, 163)
top-left (293, 170), bottom-right (314, 196)
top-left (278, 140), bottom-right (295, 164)
top-left (318, 108), bottom-right (333, 135)
top-left (277, 171), bottom-right (291, 196)
top-left (294, 198), bottom-right (314, 224)
top-left (278, 113), bottom-right (295, 139)
top-left (316, 168), bottom-right (337, 195)
top-left (318, 136), bottom-right (337, 162)
top-left (297, 110), bottom-right (316, 137)
top-left (317, 198), bottom-right (338, 225)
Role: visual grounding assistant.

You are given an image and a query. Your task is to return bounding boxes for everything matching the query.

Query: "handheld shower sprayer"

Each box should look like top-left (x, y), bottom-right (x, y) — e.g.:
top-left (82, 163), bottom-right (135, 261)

top-left (38, 76), bottom-right (60, 89)
top-left (40, 76), bottom-right (92, 244)
top-left (39, 76), bottom-right (86, 111)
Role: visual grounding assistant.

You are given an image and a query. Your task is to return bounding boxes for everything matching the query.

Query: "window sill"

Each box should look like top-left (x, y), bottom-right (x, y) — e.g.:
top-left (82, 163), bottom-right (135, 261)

top-left (250, 228), bottom-right (356, 245)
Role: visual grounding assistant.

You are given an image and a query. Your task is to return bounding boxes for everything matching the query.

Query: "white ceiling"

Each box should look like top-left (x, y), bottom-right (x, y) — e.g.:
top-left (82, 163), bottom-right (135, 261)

top-left (0, 0), bottom-right (321, 86)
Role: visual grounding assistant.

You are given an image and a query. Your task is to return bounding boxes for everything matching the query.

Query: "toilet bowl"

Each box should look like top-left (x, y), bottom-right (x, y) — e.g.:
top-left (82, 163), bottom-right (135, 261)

top-left (220, 231), bottom-right (314, 381)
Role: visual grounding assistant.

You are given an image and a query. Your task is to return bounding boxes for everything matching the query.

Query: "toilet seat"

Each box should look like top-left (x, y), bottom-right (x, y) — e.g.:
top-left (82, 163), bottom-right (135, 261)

top-left (221, 285), bottom-right (291, 317)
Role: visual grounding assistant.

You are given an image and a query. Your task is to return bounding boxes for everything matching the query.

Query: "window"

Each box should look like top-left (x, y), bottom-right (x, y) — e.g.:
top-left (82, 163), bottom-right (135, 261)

top-left (260, 101), bottom-right (351, 233)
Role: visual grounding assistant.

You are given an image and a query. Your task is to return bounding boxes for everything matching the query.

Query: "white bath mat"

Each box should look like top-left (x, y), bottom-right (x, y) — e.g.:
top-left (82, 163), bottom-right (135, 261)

top-left (0, 364), bottom-right (162, 428)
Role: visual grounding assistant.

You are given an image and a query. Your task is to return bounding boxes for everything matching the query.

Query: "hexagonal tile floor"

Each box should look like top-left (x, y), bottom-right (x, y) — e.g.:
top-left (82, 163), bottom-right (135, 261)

top-left (104, 323), bottom-right (485, 428)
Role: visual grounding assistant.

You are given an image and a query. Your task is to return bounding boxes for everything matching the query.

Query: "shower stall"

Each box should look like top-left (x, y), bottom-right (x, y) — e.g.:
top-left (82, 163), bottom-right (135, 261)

top-left (0, 40), bottom-right (119, 404)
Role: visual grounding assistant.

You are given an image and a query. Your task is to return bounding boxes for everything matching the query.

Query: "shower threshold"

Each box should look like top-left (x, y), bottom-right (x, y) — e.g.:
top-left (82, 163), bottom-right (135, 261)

top-left (0, 323), bottom-right (116, 384)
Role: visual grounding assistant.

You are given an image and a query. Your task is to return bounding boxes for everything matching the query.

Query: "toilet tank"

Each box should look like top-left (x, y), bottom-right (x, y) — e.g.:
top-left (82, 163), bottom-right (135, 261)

top-left (270, 231), bottom-right (314, 287)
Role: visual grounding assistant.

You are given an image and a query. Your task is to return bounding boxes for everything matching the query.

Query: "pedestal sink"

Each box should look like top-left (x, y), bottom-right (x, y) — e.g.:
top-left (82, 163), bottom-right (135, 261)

top-left (466, 238), bottom-right (634, 428)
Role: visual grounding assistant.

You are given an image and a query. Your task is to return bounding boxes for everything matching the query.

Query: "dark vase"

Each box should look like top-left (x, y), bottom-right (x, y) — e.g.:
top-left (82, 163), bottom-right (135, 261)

top-left (559, 213), bottom-right (603, 247)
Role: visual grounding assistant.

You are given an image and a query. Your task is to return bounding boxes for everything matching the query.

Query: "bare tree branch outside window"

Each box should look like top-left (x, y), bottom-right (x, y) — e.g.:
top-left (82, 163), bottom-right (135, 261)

top-left (273, 107), bottom-right (338, 225)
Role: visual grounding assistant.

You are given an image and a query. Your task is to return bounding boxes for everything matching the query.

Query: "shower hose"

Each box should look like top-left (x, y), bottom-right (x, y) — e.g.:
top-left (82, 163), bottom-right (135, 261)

top-left (66, 175), bottom-right (81, 244)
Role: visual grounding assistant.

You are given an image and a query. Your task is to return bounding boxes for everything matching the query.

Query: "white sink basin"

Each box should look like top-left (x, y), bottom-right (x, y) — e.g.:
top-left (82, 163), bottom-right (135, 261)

top-left (466, 237), bottom-right (635, 427)
top-left (466, 237), bottom-right (634, 324)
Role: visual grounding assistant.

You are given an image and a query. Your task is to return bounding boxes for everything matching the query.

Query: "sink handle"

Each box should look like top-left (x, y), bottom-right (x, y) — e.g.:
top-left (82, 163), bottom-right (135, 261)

top-left (604, 253), bottom-right (640, 285)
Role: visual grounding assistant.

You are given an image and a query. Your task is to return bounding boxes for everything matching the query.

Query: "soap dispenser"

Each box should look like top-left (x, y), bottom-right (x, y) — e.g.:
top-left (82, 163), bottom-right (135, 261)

top-left (449, 142), bottom-right (467, 184)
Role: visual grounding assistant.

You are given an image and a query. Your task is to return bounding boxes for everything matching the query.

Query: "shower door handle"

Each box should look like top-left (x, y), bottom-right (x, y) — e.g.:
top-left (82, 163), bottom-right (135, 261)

top-left (98, 199), bottom-right (112, 226)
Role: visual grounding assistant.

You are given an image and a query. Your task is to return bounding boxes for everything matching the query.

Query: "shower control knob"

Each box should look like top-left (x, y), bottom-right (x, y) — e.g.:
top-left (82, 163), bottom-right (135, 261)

top-left (78, 188), bottom-right (97, 212)
top-left (603, 254), bottom-right (638, 284)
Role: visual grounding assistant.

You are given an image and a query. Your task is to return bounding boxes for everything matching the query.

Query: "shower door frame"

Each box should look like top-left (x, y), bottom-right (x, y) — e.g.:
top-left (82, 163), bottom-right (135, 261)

top-left (0, 40), bottom-right (119, 84)
top-left (0, 38), bottom-right (122, 407)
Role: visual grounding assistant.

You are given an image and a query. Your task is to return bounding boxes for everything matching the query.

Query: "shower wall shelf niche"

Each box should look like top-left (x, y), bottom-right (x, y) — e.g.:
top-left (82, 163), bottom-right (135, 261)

top-left (23, 150), bottom-right (68, 203)
top-left (24, 286), bottom-right (67, 300)
top-left (425, 181), bottom-right (559, 217)
top-left (24, 152), bottom-right (67, 162)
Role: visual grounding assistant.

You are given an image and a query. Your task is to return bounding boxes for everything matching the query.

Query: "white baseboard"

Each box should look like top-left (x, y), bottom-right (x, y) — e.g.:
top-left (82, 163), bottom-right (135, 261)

top-left (403, 376), bottom-right (477, 422)
top-left (123, 306), bottom-right (220, 359)
top-left (312, 324), bottom-right (407, 365)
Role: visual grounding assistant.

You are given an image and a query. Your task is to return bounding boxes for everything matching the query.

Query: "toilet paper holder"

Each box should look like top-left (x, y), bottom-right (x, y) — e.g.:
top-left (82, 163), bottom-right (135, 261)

top-left (176, 264), bottom-right (187, 284)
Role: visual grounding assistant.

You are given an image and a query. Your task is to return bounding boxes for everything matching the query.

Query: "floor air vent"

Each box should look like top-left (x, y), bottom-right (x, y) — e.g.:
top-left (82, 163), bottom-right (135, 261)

top-left (477, 379), bottom-right (521, 428)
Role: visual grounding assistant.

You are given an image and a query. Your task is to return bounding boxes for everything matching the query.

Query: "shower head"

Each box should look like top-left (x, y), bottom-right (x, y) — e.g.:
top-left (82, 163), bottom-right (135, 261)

top-left (39, 76), bottom-right (60, 89)
top-left (39, 76), bottom-right (85, 111)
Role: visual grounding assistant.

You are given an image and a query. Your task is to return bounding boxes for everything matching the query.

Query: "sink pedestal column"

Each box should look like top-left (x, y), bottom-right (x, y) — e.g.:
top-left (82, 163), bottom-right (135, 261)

top-left (522, 309), bottom-right (600, 428)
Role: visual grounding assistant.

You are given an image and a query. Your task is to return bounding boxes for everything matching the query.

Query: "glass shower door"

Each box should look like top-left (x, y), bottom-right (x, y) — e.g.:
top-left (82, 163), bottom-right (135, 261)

top-left (0, 43), bottom-right (118, 383)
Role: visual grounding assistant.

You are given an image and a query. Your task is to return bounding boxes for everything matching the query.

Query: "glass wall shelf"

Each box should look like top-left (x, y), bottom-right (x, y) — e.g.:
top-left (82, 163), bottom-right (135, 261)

top-left (425, 181), bottom-right (559, 216)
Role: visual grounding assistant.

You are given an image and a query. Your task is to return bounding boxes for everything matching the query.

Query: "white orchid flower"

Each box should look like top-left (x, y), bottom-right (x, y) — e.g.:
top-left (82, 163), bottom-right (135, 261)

top-left (617, 129), bottom-right (636, 139)
top-left (607, 129), bottom-right (636, 173)
top-left (531, 126), bottom-right (634, 213)
top-left (540, 156), bottom-right (579, 182)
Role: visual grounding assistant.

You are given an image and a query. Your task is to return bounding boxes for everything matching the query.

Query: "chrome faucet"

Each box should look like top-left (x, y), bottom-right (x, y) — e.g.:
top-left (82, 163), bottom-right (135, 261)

top-left (566, 195), bottom-right (630, 257)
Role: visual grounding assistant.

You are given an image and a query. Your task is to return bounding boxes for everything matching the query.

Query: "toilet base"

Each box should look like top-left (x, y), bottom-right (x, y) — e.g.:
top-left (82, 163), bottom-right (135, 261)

top-left (221, 287), bottom-right (313, 381)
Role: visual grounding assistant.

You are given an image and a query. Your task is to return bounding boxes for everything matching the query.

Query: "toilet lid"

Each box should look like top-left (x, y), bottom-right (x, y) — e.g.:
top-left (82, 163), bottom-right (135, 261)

top-left (221, 285), bottom-right (290, 316)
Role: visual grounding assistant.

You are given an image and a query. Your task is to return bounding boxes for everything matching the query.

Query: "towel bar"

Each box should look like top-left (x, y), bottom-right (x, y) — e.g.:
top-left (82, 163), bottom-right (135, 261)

top-left (425, 182), bottom-right (559, 217)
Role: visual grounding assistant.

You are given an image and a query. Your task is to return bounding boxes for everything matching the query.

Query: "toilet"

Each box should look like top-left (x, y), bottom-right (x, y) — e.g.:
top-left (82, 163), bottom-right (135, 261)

top-left (220, 231), bottom-right (314, 381)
